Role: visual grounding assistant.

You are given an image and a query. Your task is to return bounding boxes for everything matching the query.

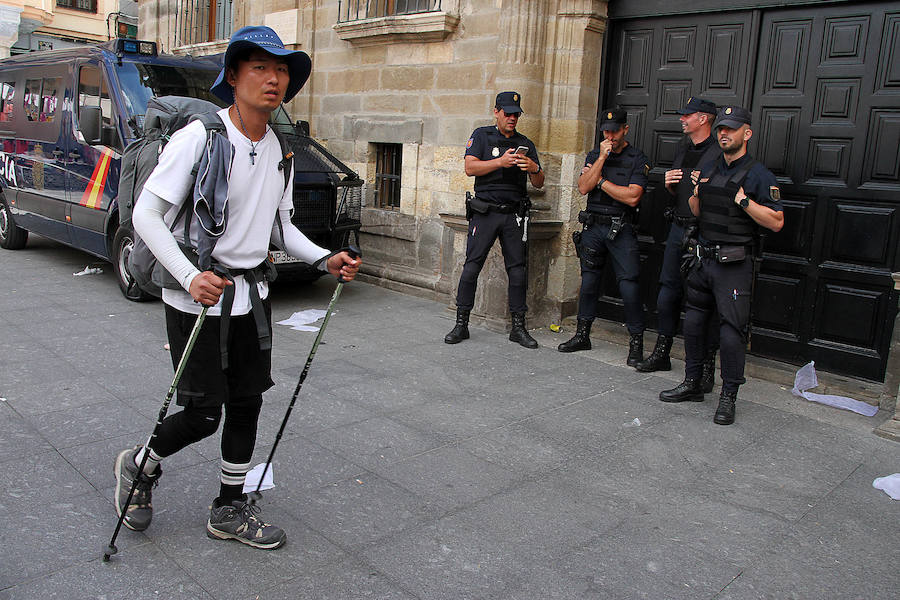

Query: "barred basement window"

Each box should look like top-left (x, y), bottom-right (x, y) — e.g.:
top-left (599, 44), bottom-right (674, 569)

top-left (57, 0), bottom-right (97, 12)
top-left (374, 143), bottom-right (402, 211)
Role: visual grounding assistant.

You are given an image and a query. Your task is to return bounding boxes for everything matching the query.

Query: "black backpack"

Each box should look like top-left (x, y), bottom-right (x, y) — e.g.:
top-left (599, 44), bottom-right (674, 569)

top-left (117, 96), bottom-right (292, 298)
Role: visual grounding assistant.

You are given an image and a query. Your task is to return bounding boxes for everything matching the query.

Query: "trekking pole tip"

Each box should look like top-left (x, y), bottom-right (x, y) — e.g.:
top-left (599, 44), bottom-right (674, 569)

top-left (102, 543), bottom-right (118, 561)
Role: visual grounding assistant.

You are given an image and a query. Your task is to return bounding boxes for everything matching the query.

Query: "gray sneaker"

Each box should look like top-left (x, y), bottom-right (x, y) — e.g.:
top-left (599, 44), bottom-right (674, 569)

top-left (114, 445), bottom-right (161, 532)
top-left (206, 496), bottom-right (286, 550)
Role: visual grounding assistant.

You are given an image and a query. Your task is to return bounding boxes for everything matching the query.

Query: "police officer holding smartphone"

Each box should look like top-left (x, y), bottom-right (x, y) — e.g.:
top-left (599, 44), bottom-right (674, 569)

top-left (659, 106), bottom-right (784, 425)
top-left (444, 91), bottom-right (544, 348)
top-left (558, 109), bottom-right (651, 367)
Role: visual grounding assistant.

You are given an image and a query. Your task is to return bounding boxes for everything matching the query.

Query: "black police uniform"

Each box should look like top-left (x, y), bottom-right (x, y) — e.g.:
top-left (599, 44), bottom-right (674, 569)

top-left (575, 143), bottom-right (650, 334)
top-left (683, 153), bottom-right (782, 394)
top-left (455, 125), bottom-right (540, 313)
top-left (655, 134), bottom-right (720, 338)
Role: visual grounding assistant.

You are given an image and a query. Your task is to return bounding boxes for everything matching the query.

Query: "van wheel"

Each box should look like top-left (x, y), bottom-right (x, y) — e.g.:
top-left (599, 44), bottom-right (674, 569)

top-left (0, 197), bottom-right (28, 250)
top-left (113, 226), bottom-right (154, 302)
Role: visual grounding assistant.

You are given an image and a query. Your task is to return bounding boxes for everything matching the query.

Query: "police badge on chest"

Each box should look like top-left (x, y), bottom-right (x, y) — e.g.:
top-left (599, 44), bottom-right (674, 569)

top-left (492, 147), bottom-right (500, 157)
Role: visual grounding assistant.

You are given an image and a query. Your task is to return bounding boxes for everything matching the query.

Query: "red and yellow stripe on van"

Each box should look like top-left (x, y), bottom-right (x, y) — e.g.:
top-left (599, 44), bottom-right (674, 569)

top-left (80, 147), bottom-right (115, 209)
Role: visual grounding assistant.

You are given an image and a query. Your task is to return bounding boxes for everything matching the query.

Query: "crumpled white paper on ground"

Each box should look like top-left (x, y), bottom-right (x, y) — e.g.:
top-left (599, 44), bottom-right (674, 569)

top-left (73, 266), bottom-right (103, 277)
top-left (791, 361), bottom-right (878, 417)
top-left (872, 474), bottom-right (900, 500)
top-left (275, 309), bottom-right (327, 332)
top-left (242, 463), bottom-right (275, 493)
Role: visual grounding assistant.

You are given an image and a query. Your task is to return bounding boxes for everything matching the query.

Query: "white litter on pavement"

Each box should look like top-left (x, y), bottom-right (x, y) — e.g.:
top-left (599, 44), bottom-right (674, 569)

top-left (791, 361), bottom-right (878, 417)
top-left (872, 474), bottom-right (900, 500)
top-left (73, 266), bottom-right (103, 277)
top-left (242, 463), bottom-right (275, 493)
top-left (623, 417), bottom-right (642, 427)
top-left (276, 309), bottom-right (328, 332)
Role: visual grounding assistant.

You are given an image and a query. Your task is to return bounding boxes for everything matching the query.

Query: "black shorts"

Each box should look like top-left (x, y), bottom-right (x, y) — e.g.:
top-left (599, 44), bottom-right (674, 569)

top-left (165, 301), bottom-right (275, 409)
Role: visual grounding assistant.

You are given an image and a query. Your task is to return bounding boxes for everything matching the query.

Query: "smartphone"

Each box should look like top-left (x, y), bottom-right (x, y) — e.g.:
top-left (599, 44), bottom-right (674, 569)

top-left (515, 145), bottom-right (529, 156)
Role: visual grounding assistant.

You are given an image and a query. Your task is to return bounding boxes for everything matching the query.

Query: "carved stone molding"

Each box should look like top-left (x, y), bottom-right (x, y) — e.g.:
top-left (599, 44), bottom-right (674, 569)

top-left (333, 11), bottom-right (459, 47)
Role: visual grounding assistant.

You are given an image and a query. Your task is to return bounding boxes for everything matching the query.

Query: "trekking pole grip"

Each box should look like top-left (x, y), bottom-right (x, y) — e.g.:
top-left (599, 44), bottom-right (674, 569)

top-left (337, 244), bottom-right (361, 283)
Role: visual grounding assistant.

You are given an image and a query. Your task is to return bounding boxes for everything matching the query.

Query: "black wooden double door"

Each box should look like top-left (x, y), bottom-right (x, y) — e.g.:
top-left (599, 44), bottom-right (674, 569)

top-left (600, 1), bottom-right (900, 381)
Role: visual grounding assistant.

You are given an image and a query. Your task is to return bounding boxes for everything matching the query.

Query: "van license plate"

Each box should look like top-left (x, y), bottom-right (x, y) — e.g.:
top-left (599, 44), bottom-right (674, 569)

top-left (270, 251), bottom-right (301, 265)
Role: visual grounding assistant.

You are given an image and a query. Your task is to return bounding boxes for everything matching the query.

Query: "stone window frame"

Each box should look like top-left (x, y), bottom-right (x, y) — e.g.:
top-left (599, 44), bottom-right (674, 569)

top-left (373, 142), bottom-right (402, 210)
top-left (333, 2), bottom-right (459, 46)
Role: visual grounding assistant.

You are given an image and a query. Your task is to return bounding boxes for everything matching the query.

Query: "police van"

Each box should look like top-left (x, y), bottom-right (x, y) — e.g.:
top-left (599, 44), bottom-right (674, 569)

top-left (0, 39), bottom-right (361, 301)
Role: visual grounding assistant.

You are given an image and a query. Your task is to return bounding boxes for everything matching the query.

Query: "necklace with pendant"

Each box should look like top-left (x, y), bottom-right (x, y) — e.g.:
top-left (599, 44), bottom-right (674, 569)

top-left (234, 104), bottom-right (266, 165)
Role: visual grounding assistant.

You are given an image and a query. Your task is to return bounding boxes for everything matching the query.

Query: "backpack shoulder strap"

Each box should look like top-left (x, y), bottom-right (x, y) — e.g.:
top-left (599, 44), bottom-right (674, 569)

top-left (270, 127), bottom-right (295, 248)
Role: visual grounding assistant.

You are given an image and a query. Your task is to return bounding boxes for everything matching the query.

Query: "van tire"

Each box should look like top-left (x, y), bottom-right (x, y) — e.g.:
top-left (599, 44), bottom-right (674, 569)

top-left (0, 196), bottom-right (28, 250)
top-left (113, 226), bottom-right (154, 302)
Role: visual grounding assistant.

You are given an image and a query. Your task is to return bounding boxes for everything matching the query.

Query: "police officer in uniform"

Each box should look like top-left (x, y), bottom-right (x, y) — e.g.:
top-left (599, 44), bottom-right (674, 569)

top-left (636, 97), bottom-right (721, 387)
top-left (558, 108), bottom-right (651, 366)
top-left (444, 91), bottom-right (545, 348)
top-left (659, 106), bottom-right (784, 425)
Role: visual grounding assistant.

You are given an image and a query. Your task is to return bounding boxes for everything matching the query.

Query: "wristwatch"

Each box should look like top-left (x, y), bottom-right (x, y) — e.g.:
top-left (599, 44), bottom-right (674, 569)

top-left (598, 177), bottom-right (606, 189)
top-left (739, 195), bottom-right (750, 209)
top-left (532, 165), bottom-right (542, 174)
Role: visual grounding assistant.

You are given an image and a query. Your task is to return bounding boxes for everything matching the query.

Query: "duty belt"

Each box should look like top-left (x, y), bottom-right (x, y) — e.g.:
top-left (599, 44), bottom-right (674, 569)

top-left (687, 242), bottom-right (751, 264)
top-left (672, 214), bottom-right (697, 227)
top-left (578, 210), bottom-right (628, 227)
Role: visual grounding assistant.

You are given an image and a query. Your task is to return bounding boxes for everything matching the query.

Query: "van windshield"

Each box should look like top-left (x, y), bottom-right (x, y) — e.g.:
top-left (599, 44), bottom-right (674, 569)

top-left (115, 61), bottom-right (223, 130)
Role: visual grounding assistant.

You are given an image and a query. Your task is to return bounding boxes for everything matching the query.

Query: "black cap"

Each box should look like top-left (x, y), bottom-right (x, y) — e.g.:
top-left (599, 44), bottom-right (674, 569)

top-left (677, 96), bottom-right (717, 116)
top-left (600, 108), bottom-right (627, 131)
top-left (495, 91), bottom-right (523, 114)
top-left (714, 105), bottom-right (752, 129)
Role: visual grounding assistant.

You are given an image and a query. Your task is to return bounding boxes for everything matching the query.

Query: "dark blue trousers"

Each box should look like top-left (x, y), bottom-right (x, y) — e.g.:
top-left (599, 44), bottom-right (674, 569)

top-left (576, 222), bottom-right (644, 335)
top-left (455, 211), bottom-right (527, 313)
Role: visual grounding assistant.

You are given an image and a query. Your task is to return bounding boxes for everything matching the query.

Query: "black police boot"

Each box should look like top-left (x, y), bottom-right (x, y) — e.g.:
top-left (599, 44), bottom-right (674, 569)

top-left (444, 308), bottom-right (470, 344)
top-left (626, 333), bottom-right (644, 367)
top-left (634, 335), bottom-right (673, 372)
top-left (509, 312), bottom-right (539, 349)
top-left (700, 351), bottom-right (717, 394)
top-left (659, 378), bottom-right (704, 403)
top-left (558, 319), bottom-right (592, 353)
top-left (713, 390), bottom-right (737, 425)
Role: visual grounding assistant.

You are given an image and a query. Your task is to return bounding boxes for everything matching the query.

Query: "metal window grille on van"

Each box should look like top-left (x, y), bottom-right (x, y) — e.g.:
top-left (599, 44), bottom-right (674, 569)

top-left (337, 0), bottom-right (442, 22)
top-left (173, 0), bottom-right (234, 46)
top-left (374, 143), bottom-right (401, 211)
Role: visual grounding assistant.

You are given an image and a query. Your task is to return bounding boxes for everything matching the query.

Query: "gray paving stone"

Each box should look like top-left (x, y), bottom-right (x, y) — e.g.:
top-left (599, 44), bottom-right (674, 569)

top-left (0, 449), bottom-right (94, 511)
top-left (372, 444), bottom-right (522, 512)
top-left (0, 401), bottom-right (53, 465)
top-left (253, 557), bottom-right (417, 600)
top-left (309, 415), bottom-right (444, 471)
top-left (32, 399), bottom-right (154, 450)
top-left (0, 491), bottom-right (146, 590)
top-left (290, 471), bottom-right (441, 550)
top-left (0, 542), bottom-right (197, 600)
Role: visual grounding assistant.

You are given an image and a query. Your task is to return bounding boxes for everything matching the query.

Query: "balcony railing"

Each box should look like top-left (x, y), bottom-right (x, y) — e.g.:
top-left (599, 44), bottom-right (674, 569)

top-left (337, 0), bottom-right (443, 23)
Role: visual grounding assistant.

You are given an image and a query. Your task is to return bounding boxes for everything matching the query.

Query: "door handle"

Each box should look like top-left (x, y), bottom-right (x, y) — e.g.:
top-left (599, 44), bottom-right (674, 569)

top-left (53, 149), bottom-right (64, 158)
top-left (68, 151), bottom-right (80, 160)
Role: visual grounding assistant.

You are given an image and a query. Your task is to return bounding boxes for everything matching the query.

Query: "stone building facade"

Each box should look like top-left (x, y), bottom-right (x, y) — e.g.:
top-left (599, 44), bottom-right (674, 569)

top-left (139, 0), bottom-right (606, 331)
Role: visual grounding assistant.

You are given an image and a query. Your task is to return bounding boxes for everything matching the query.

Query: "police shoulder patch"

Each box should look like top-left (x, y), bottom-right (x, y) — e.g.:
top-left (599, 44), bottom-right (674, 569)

top-left (770, 185), bottom-right (781, 200)
top-left (466, 138), bottom-right (473, 149)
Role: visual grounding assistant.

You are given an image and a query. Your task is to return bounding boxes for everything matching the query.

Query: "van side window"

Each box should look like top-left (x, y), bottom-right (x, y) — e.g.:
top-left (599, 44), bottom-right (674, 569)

top-left (40, 78), bottom-right (60, 122)
top-left (24, 79), bottom-right (41, 121)
top-left (78, 65), bottom-right (120, 149)
top-left (0, 82), bottom-right (14, 122)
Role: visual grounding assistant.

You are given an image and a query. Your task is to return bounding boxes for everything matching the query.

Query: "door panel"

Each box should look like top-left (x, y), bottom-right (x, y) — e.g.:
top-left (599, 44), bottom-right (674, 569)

top-left (604, 2), bottom-right (900, 381)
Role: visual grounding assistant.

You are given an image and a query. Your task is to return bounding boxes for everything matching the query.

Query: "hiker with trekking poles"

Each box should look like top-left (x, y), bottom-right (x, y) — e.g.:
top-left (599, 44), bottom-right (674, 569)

top-left (108, 26), bottom-right (360, 554)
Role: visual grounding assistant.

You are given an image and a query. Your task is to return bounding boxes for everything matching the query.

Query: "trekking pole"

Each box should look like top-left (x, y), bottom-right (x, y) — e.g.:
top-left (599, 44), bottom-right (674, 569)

top-left (103, 305), bottom-right (209, 562)
top-left (249, 246), bottom-right (360, 504)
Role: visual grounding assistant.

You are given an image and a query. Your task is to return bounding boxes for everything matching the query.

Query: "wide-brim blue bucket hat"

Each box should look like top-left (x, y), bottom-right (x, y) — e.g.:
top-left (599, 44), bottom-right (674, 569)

top-left (210, 26), bottom-right (312, 104)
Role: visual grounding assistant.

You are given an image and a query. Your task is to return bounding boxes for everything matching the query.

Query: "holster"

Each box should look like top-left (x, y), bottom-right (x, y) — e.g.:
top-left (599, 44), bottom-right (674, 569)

top-left (572, 230), bottom-right (583, 259)
top-left (465, 192), bottom-right (491, 220)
